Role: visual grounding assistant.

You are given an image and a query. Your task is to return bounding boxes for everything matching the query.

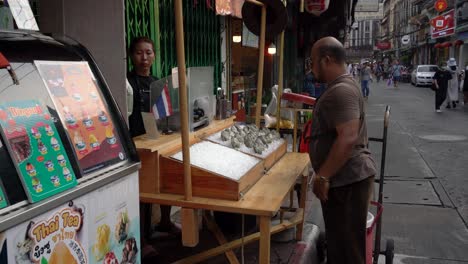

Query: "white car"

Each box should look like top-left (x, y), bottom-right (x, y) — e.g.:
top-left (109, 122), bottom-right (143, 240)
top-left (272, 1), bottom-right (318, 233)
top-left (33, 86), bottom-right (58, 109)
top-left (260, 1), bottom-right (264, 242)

top-left (411, 65), bottom-right (439, 87)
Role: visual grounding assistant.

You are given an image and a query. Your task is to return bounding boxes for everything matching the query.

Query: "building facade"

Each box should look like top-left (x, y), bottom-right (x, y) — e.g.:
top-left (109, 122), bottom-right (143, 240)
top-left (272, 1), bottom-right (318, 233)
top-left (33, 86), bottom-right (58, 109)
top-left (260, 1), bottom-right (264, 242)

top-left (346, 3), bottom-right (384, 61)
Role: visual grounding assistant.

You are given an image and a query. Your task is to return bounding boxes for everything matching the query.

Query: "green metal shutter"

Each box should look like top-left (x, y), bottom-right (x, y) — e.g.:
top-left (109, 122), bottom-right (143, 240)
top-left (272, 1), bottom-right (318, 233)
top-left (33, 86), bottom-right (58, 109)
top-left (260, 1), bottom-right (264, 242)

top-left (126, 0), bottom-right (222, 110)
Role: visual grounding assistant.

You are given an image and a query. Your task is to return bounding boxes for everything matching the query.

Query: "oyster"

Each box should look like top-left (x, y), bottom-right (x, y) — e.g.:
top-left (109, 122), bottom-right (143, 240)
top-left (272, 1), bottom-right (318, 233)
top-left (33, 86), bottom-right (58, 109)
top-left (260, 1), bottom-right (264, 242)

top-left (245, 137), bottom-right (255, 148)
top-left (270, 130), bottom-right (281, 140)
top-left (259, 135), bottom-right (269, 146)
top-left (253, 142), bottom-right (266, 154)
top-left (248, 124), bottom-right (259, 132)
top-left (231, 137), bottom-right (241, 149)
top-left (236, 135), bottom-right (244, 144)
top-left (221, 130), bottom-right (231, 141)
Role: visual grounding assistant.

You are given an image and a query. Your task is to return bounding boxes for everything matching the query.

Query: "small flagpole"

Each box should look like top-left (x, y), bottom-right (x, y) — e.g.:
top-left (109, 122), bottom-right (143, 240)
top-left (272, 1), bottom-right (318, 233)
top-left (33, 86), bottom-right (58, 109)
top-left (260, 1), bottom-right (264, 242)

top-left (162, 116), bottom-right (173, 135)
top-left (162, 78), bottom-right (173, 135)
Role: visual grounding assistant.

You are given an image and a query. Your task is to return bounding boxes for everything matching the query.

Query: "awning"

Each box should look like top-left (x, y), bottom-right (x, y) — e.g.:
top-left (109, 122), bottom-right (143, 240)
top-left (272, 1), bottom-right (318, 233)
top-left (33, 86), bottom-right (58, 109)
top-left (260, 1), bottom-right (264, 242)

top-left (441, 41), bottom-right (452, 48)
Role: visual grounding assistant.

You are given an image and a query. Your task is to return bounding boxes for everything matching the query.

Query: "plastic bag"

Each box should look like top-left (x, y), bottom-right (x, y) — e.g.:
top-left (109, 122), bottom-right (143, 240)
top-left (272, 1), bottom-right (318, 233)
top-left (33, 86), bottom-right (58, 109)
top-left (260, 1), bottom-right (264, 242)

top-left (387, 77), bottom-right (393, 86)
top-left (216, 0), bottom-right (232, 15)
top-left (264, 85), bottom-right (294, 129)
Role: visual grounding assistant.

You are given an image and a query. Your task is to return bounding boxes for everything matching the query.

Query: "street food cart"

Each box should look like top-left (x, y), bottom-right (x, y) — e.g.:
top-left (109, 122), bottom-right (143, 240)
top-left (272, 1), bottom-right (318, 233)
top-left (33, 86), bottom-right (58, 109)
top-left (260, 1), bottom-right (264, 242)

top-left (0, 30), bottom-right (141, 264)
top-left (135, 0), bottom-right (311, 263)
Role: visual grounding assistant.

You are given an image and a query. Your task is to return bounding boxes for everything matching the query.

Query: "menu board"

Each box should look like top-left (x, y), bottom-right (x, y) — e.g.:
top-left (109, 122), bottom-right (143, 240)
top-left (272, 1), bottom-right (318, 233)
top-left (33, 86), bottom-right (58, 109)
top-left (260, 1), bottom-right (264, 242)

top-left (35, 61), bottom-right (126, 175)
top-left (0, 100), bottom-right (77, 203)
top-left (0, 139), bottom-right (8, 209)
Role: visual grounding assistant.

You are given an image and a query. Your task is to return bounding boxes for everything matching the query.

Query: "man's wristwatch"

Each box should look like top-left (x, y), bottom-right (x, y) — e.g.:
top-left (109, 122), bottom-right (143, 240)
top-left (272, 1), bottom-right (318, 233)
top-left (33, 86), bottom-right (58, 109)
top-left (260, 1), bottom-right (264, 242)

top-left (317, 175), bottom-right (329, 183)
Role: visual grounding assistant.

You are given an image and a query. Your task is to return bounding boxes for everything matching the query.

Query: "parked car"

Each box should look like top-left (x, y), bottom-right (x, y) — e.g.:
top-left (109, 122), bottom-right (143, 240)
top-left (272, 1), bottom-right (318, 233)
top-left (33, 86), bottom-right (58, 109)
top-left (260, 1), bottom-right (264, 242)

top-left (411, 65), bottom-right (439, 87)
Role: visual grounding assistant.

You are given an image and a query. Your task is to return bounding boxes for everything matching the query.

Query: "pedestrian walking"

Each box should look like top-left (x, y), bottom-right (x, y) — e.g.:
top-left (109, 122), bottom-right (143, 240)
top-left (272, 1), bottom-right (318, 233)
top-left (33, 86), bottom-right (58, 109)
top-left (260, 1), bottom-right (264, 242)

top-left (347, 62), bottom-right (353, 75)
top-left (360, 61), bottom-right (372, 98)
top-left (446, 58), bottom-right (459, 109)
top-left (391, 60), bottom-right (402, 88)
top-left (376, 62), bottom-right (384, 83)
top-left (432, 63), bottom-right (452, 113)
top-left (462, 66), bottom-right (468, 105)
top-left (309, 36), bottom-right (377, 264)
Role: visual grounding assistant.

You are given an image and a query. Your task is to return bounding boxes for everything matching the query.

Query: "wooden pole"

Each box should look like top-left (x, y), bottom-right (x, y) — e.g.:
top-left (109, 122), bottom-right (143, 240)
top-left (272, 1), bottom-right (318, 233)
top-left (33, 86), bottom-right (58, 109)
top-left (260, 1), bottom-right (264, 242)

top-left (255, 5), bottom-right (267, 127)
top-left (276, 4), bottom-right (286, 131)
top-left (174, 0), bottom-right (198, 247)
top-left (174, 0), bottom-right (191, 201)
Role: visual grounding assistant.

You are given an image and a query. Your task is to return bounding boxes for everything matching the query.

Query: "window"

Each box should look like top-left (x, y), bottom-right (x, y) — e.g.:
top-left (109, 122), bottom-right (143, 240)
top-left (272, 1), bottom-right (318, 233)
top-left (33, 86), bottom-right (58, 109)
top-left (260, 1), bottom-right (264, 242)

top-left (365, 21), bottom-right (370, 31)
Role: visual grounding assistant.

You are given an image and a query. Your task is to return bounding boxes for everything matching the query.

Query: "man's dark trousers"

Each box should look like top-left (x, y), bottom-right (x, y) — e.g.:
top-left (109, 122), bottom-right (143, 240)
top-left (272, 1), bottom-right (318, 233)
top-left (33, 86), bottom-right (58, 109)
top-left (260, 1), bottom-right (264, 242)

top-left (321, 176), bottom-right (374, 264)
top-left (435, 87), bottom-right (447, 110)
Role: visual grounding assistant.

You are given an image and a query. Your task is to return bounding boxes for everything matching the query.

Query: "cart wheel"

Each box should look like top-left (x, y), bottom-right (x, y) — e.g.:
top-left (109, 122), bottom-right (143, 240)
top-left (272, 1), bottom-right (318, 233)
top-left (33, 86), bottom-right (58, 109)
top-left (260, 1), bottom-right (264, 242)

top-left (385, 239), bottom-right (394, 264)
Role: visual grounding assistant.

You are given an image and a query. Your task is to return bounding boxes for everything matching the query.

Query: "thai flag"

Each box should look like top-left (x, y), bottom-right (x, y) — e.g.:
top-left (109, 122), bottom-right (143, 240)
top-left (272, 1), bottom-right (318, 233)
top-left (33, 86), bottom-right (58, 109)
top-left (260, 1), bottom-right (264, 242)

top-left (152, 81), bottom-right (173, 120)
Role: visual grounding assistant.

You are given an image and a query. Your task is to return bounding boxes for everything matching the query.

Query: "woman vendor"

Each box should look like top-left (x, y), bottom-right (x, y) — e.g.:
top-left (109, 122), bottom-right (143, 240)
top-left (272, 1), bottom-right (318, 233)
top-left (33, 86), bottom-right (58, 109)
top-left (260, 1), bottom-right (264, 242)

top-left (127, 36), bottom-right (181, 260)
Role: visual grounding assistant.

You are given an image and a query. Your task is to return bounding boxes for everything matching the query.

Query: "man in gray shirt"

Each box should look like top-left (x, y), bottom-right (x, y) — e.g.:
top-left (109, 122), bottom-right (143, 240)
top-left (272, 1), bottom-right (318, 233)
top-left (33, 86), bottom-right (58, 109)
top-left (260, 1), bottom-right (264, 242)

top-left (360, 61), bottom-right (372, 98)
top-left (309, 37), bottom-right (377, 264)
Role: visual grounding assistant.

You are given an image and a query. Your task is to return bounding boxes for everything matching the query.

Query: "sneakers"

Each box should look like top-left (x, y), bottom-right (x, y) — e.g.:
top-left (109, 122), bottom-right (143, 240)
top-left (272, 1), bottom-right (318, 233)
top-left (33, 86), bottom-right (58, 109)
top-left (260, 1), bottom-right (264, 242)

top-left (436, 109), bottom-right (442, 113)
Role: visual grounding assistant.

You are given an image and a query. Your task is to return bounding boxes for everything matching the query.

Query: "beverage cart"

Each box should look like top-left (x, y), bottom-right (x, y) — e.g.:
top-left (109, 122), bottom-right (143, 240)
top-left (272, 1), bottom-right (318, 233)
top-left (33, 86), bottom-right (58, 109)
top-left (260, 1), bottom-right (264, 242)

top-left (0, 29), bottom-right (141, 264)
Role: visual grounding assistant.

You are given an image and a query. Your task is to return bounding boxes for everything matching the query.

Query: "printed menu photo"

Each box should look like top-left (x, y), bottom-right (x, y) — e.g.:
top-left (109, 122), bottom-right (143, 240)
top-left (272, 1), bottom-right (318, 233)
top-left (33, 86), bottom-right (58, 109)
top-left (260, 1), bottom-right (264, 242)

top-left (0, 184), bottom-right (7, 209)
top-left (35, 61), bottom-right (126, 175)
top-left (0, 100), bottom-right (77, 203)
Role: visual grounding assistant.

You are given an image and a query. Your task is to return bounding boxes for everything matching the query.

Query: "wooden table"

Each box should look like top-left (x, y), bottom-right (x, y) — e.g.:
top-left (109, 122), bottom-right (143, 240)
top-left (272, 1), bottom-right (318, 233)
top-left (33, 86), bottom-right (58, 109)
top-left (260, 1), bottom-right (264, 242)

top-left (140, 152), bottom-right (311, 263)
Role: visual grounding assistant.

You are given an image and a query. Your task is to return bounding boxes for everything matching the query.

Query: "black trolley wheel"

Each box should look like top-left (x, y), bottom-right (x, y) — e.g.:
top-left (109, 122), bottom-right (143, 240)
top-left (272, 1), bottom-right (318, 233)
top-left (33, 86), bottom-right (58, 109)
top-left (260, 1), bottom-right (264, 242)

top-left (385, 239), bottom-right (394, 264)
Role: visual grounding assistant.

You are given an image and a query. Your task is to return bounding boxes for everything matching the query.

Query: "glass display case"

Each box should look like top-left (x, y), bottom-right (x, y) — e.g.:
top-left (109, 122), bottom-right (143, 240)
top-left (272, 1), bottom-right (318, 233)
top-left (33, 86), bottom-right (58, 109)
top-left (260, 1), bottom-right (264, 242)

top-left (0, 30), bottom-right (141, 264)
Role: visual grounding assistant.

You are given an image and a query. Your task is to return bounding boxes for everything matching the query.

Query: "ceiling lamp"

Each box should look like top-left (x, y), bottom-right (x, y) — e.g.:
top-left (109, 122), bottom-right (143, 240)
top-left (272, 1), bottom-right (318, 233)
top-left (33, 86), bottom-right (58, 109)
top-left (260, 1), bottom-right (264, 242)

top-left (232, 35), bottom-right (242, 43)
top-left (268, 43), bottom-right (276, 55)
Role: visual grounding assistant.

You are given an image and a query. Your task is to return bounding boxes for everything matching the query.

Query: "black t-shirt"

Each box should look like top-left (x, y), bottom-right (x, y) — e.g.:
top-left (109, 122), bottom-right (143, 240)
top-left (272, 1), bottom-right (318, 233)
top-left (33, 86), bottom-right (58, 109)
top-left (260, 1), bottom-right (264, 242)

top-left (464, 70), bottom-right (468, 92)
top-left (433, 69), bottom-right (452, 90)
top-left (127, 72), bottom-right (158, 137)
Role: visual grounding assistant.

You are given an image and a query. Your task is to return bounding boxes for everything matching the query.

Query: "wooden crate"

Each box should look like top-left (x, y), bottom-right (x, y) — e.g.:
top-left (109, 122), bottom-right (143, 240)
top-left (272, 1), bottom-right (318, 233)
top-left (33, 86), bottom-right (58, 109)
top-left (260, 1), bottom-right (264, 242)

top-left (258, 140), bottom-right (287, 170)
top-left (159, 151), bottom-right (265, 201)
top-left (204, 133), bottom-right (287, 170)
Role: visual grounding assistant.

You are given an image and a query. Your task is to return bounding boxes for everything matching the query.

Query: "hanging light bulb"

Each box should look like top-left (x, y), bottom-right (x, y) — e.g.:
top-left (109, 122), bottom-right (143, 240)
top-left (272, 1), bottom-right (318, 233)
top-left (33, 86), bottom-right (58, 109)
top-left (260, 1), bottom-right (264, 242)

top-left (268, 43), bottom-right (276, 55)
top-left (232, 35), bottom-right (242, 43)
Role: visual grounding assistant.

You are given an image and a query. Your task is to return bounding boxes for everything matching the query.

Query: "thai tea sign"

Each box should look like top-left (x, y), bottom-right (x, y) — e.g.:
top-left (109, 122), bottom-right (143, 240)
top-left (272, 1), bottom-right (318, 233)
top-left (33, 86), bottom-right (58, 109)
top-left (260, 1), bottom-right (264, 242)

top-left (431, 9), bottom-right (455, 39)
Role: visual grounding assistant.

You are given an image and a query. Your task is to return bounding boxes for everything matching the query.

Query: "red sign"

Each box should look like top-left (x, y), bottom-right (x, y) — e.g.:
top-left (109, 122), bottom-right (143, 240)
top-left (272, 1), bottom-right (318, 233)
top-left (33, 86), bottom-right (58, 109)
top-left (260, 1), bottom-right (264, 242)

top-left (376, 42), bottom-right (391, 50)
top-left (305, 0), bottom-right (330, 16)
top-left (431, 9), bottom-right (455, 39)
top-left (434, 0), bottom-right (448, 12)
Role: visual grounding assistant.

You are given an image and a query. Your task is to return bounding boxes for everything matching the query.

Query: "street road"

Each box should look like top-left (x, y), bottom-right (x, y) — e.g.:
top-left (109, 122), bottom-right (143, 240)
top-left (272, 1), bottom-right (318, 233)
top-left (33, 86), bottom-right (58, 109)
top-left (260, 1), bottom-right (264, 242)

top-left (365, 79), bottom-right (468, 263)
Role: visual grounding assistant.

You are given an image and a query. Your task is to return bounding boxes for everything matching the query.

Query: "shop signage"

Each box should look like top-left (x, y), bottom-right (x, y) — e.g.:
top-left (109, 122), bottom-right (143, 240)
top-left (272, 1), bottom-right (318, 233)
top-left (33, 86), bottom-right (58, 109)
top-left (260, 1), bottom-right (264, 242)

top-left (401, 35), bottom-right (410, 45)
top-left (434, 0), bottom-right (448, 13)
top-left (431, 9), bottom-right (455, 39)
top-left (376, 42), bottom-right (391, 50)
top-left (456, 0), bottom-right (468, 29)
top-left (305, 0), bottom-right (330, 16)
top-left (6, 172), bottom-right (141, 264)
